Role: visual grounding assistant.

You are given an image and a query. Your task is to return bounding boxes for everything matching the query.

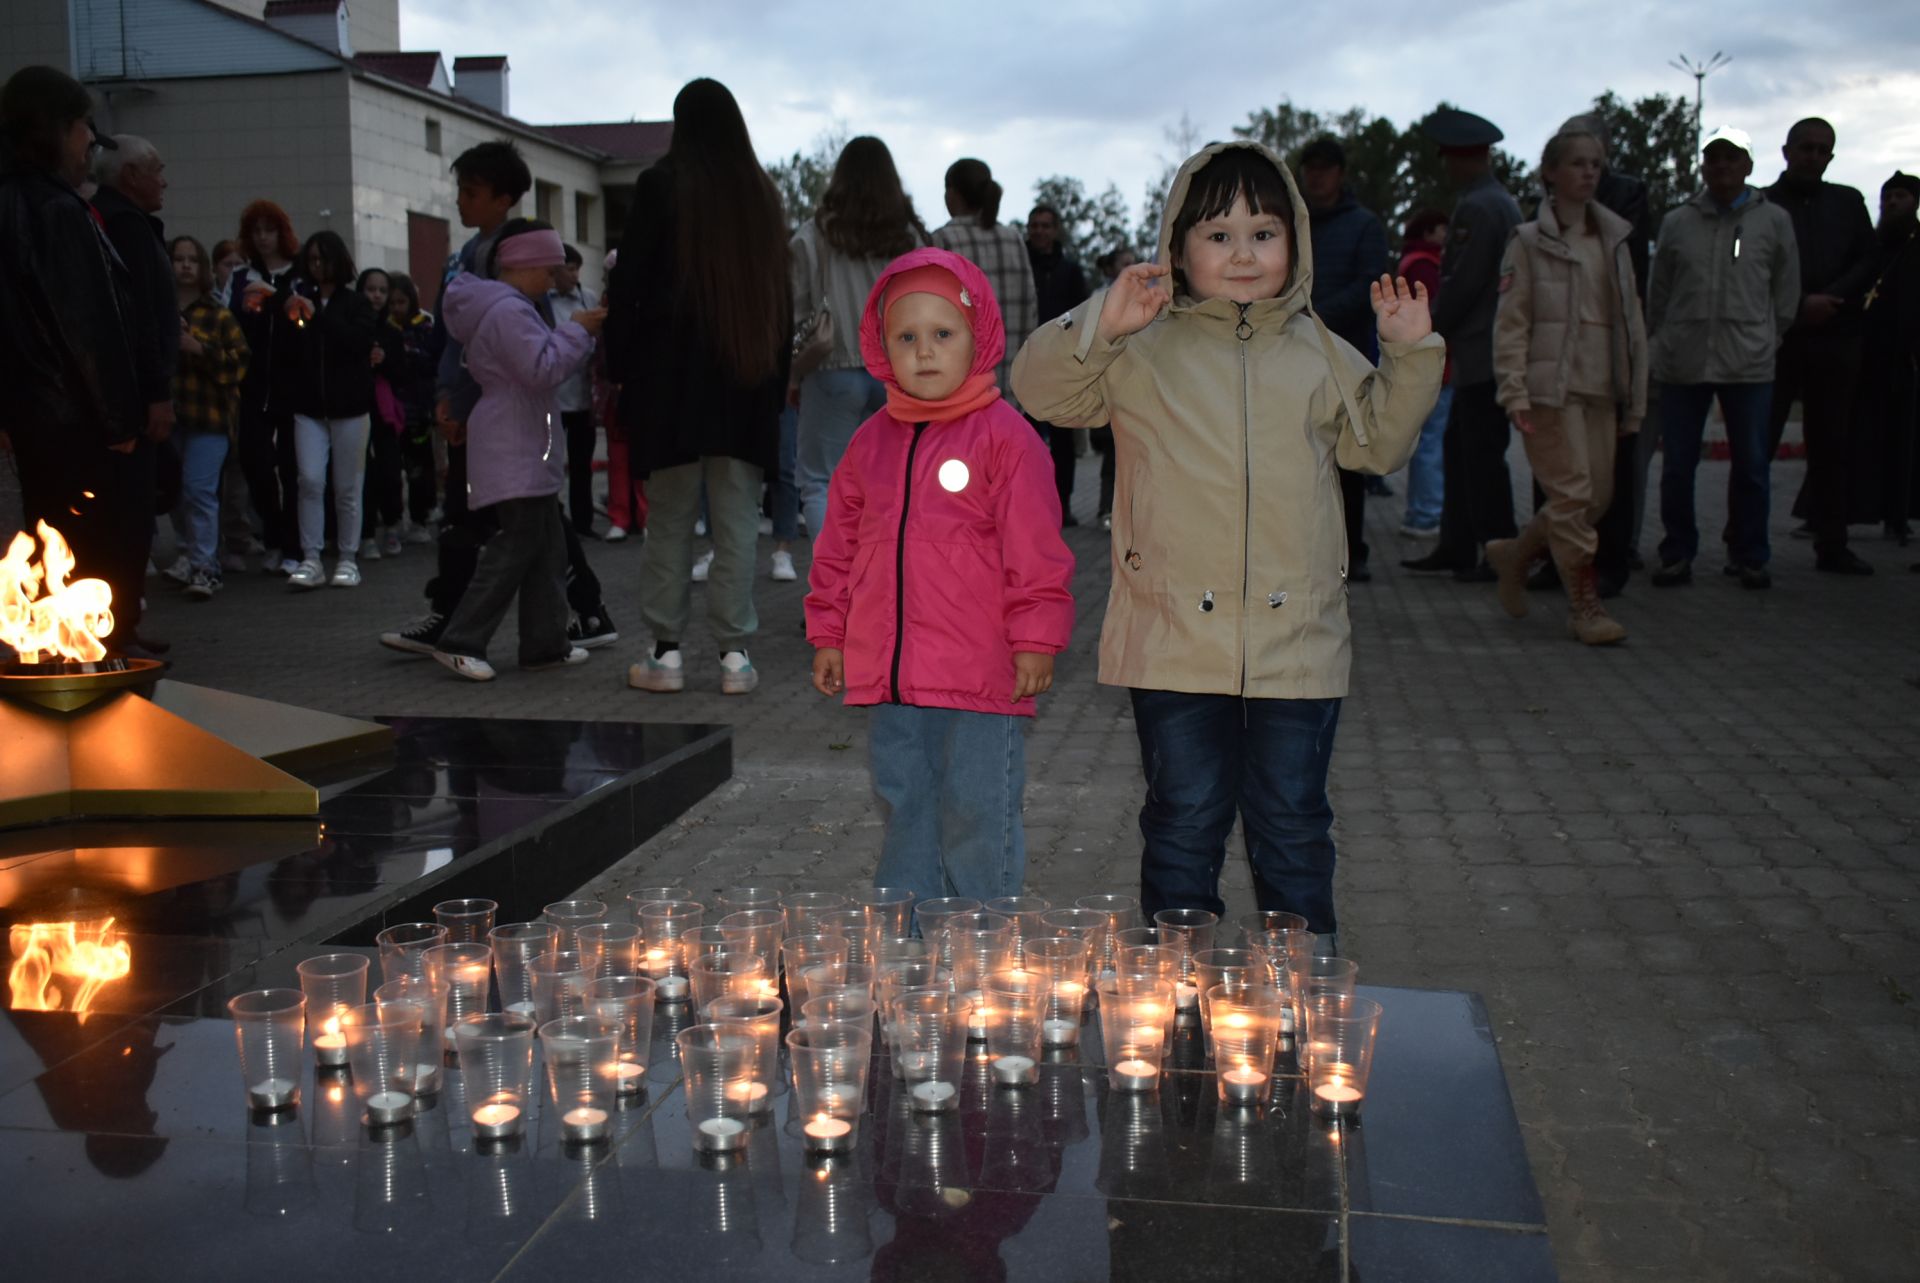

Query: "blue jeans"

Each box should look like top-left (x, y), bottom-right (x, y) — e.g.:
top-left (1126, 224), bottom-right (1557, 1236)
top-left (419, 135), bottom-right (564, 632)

top-left (797, 367), bottom-right (886, 539)
top-left (773, 403), bottom-right (800, 541)
top-left (869, 704), bottom-right (1027, 904)
top-left (177, 430), bottom-right (230, 575)
top-left (1130, 689), bottom-right (1343, 935)
top-left (1657, 381), bottom-right (1774, 568)
top-left (1403, 384), bottom-right (1451, 529)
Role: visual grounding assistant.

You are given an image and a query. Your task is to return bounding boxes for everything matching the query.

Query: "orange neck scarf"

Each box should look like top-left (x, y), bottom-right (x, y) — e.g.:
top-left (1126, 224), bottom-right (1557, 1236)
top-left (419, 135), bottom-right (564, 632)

top-left (885, 372), bottom-right (1002, 424)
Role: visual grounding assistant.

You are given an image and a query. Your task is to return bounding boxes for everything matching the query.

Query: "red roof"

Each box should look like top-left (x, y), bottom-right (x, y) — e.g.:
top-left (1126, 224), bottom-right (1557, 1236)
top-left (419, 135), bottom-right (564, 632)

top-left (540, 121), bottom-right (672, 162)
top-left (353, 52), bottom-right (445, 88)
top-left (263, 0), bottom-right (340, 14)
top-left (453, 55), bottom-right (507, 70)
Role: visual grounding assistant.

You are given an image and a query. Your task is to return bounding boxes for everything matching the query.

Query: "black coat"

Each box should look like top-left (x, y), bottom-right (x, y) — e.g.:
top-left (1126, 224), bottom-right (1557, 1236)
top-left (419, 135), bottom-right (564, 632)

top-left (92, 185), bottom-right (178, 407)
top-left (1596, 170), bottom-right (1653, 302)
top-left (276, 282), bottom-right (378, 420)
top-left (0, 159), bottom-right (144, 447)
top-left (1307, 190), bottom-right (1389, 355)
top-left (604, 159), bottom-right (788, 479)
top-left (229, 261), bottom-right (297, 415)
top-left (1028, 243), bottom-right (1088, 327)
top-left (1766, 175), bottom-right (1878, 334)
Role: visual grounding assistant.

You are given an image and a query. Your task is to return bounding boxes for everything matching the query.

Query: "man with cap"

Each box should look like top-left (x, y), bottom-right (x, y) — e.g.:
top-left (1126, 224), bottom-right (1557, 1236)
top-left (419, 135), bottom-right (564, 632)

top-left (1764, 118), bottom-right (1879, 575)
top-left (1402, 108), bottom-right (1523, 581)
top-left (1299, 135), bottom-right (1389, 581)
top-left (1648, 127), bottom-right (1799, 590)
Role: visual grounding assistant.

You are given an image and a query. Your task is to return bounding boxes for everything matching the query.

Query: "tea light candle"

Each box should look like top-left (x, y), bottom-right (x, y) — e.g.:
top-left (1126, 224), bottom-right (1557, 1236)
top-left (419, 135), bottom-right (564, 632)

top-left (966, 991), bottom-right (988, 1040)
top-left (248, 1077), bottom-right (298, 1110)
top-left (412, 1061), bottom-right (442, 1096)
top-left (471, 1101), bottom-right (523, 1139)
top-left (610, 1061), bottom-right (646, 1095)
top-left (1280, 1006), bottom-right (1296, 1034)
top-left (1111, 1058), bottom-right (1159, 1092)
top-left (1221, 1066), bottom-right (1268, 1106)
top-left (696, 1116), bottom-right (747, 1152)
top-left (506, 1000), bottom-right (538, 1017)
top-left (991, 1054), bottom-right (1036, 1086)
top-left (1058, 980), bottom-right (1087, 1009)
top-left (655, 975), bottom-right (689, 1002)
top-left (1042, 1018), bottom-right (1079, 1047)
top-left (364, 1089), bottom-right (413, 1126)
top-left (910, 1080), bottom-right (957, 1112)
top-left (562, 1105), bottom-right (611, 1142)
top-left (1313, 1072), bottom-right (1364, 1117)
top-left (724, 1080), bottom-right (771, 1112)
top-left (803, 1113), bottom-right (853, 1153)
top-left (314, 1020), bottom-right (348, 1067)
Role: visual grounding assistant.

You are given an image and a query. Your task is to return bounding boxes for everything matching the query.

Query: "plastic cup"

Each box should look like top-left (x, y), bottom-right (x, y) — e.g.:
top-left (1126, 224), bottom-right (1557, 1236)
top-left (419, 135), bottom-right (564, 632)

top-left (529, 950), bottom-right (594, 1027)
top-left (851, 886), bottom-right (914, 940)
top-left (815, 908), bottom-right (877, 967)
top-left (428, 942), bottom-right (493, 1052)
top-left (432, 898), bottom-right (498, 944)
top-left (1193, 947), bottom-right (1262, 1034)
top-left (374, 922), bottom-right (449, 988)
top-left (780, 891), bottom-right (849, 941)
top-left (489, 922), bottom-right (558, 1017)
top-left (802, 990), bottom-right (875, 1033)
top-left (542, 899), bottom-right (609, 950)
top-left (586, 974), bottom-right (657, 1096)
top-left (577, 921), bottom-right (644, 978)
top-left (703, 994), bottom-right (782, 1111)
top-left (1208, 983), bottom-right (1285, 1106)
top-left (1302, 994), bottom-right (1382, 1118)
top-left (625, 886), bottom-right (692, 921)
top-left (229, 988), bottom-right (305, 1111)
top-left (984, 896), bottom-right (1052, 963)
top-left (341, 1001), bottom-right (423, 1126)
top-left (690, 951), bottom-right (768, 1015)
top-left (1020, 936), bottom-right (1091, 1046)
top-left (1100, 978), bottom-right (1172, 1093)
top-left (787, 1023), bottom-right (872, 1152)
top-left (1039, 909), bottom-right (1111, 983)
top-left (1073, 894), bottom-right (1142, 973)
top-left (678, 1024), bottom-right (764, 1152)
top-left (1238, 910), bottom-right (1308, 942)
top-left (541, 1015), bottom-right (621, 1142)
top-left (981, 972), bottom-right (1044, 1086)
top-left (682, 924), bottom-right (735, 967)
top-left (1151, 908), bottom-right (1218, 982)
top-left (295, 953), bottom-right (368, 1068)
top-left (714, 885), bottom-right (783, 916)
top-left (888, 989), bottom-right (970, 1110)
top-left (944, 912), bottom-right (1014, 1005)
top-left (912, 898), bottom-right (982, 965)
top-left (373, 974), bottom-right (448, 1095)
top-left (454, 1012), bottom-right (537, 1139)
top-left (781, 933), bottom-right (851, 1014)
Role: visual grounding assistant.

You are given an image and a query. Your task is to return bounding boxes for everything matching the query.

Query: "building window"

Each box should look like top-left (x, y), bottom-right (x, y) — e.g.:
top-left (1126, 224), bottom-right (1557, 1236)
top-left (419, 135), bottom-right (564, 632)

top-left (535, 180), bottom-right (562, 228)
top-left (574, 192), bottom-right (594, 245)
top-left (425, 119), bottom-right (442, 155)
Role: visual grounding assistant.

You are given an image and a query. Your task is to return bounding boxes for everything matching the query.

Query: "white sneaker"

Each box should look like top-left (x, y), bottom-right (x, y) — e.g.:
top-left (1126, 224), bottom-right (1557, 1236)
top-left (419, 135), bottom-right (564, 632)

top-left (432, 650), bottom-right (497, 682)
top-left (694, 518), bottom-right (708, 537)
top-left (719, 650), bottom-right (758, 695)
top-left (288, 558), bottom-right (326, 590)
top-left (331, 559), bottom-right (361, 588)
top-left (628, 647), bottom-right (685, 692)
top-left (403, 521), bottom-right (434, 546)
top-left (523, 646), bottom-right (589, 671)
top-left (604, 526), bottom-right (628, 543)
top-left (690, 550), bottom-right (714, 583)
top-left (162, 554), bottom-right (192, 586)
top-left (758, 515), bottom-right (773, 536)
top-left (770, 550), bottom-right (797, 582)
top-left (358, 537), bottom-right (381, 561)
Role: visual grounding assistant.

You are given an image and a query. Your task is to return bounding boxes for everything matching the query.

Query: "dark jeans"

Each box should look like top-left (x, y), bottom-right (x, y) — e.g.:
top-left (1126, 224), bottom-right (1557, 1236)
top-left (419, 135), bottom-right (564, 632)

top-left (1767, 331), bottom-right (1862, 554)
top-left (1658, 381), bottom-right (1774, 568)
top-left (1337, 467), bottom-right (1369, 570)
top-left (1435, 379), bottom-right (1516, 568)
top-left (429, 490), bottom-right (604, 622)
top-left (238, 404), bottom-right (298, 562)
top-left (401, 424), bottom-right (436, 524)
top-left (1129, 689), bottom-right (1343, 935)
top-left (562, 409), bottom-right (597, 535)
top-left (12, 428), bottom-right (155, 640)
top-left (362, 419), bottom-right (404, 538)
top-left (1026, 416), bottom-right (1077, 522)
top-left (438, 495), bottom-right (569, 664)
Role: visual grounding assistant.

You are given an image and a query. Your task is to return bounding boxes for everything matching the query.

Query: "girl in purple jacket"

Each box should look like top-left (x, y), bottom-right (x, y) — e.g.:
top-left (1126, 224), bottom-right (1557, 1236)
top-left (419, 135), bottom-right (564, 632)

top-left (430, 220), bottom-right (605, 681)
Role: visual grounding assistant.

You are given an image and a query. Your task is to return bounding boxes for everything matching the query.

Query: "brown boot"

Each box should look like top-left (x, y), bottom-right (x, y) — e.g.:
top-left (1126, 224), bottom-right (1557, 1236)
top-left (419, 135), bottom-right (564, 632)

top-left (1486, 519), bottom-right (1548, 619)
top-left (1564, 563), bottom-right (1627, 645)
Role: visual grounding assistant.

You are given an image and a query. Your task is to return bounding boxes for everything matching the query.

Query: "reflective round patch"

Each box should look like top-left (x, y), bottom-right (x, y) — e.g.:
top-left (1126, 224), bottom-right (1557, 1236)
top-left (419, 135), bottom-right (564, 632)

top-left (938, 459), bottom-right (970, 492)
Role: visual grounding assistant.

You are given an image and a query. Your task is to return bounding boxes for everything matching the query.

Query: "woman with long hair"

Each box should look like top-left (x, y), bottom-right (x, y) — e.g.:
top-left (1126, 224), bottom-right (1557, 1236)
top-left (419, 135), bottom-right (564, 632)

top-left (790, 135), bottom-right (927, 563)
top-left (229, 198), bottom-right (303, 573)
top-left (932, 158), bottom-right (1038, 402)
top-left (276, 229), bottom-right (378, 590)
top-left (606, 77), bottom-right (790, 696)
top-left (166, 234), bottom-right (249, 598)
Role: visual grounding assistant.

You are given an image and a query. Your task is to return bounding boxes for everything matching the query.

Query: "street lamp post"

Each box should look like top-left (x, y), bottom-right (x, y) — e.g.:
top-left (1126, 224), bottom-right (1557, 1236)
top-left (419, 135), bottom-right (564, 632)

top-left (1669, 52), bottom-right (1733, 157)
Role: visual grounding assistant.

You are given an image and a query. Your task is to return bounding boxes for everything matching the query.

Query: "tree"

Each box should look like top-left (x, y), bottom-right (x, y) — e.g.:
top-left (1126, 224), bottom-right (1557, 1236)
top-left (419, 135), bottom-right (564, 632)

top-left (765, 124), bottom-right (849, 232)
top-left (1583, 91), bottom-right (1698, 220)
top-left (1139, 111), bottom-right (1203, 255)
top-left (1030, 175), bottom-right (1134, 263)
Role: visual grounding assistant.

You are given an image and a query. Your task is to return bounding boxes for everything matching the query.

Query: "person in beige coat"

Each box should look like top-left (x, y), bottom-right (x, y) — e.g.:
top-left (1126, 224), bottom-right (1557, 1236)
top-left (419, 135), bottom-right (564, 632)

top-left (1487, 129), bottom-right (1649, 644)
top-left (1012, 141), bottom-right (1444, 947)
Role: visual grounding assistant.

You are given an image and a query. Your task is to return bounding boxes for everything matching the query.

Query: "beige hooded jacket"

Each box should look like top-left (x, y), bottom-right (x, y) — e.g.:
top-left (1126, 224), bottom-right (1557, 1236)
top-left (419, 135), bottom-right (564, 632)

top-left (1011, 141), bottom-right (1445, 699)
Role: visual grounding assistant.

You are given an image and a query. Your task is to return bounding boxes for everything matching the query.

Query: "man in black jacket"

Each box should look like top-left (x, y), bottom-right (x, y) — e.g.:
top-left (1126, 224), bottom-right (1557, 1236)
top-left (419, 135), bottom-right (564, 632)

top-left (1765, 118), bottom-right (1879, 574)
top-left (1025, 203), bottom-right (1091, 524)
top-left (0, 67), bottom-right (155, 657)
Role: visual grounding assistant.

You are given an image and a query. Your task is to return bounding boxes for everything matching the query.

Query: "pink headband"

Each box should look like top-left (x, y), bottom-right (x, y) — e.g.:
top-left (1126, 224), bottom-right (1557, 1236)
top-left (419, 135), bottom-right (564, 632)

top-left (495, 228), bottom-right (567, 270)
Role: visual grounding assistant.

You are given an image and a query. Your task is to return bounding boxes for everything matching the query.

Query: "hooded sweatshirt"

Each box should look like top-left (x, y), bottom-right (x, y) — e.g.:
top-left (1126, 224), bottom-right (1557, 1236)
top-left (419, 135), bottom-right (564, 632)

top-left (440, 273), bottom-right (595, 510)
top-left (804, 247), bottom-right (1075, 716)
top-left (1011, 141), bottom-right (1445, 700)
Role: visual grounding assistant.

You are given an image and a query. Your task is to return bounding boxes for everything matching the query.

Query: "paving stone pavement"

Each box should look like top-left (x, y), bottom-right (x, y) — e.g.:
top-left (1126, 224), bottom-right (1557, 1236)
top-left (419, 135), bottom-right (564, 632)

top-left (98, 446), bottom-right (1920, 1282)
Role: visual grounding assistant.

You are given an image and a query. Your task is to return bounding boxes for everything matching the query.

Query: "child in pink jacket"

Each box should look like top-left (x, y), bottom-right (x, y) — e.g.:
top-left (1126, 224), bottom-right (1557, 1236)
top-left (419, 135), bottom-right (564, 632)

top-left (806, 248), bottom-right (1075, 903)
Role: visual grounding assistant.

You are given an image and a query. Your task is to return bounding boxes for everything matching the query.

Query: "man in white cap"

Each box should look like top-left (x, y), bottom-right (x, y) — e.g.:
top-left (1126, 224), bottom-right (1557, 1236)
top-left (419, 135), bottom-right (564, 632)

top-left (1648, 127), bottom-right (1800, 591)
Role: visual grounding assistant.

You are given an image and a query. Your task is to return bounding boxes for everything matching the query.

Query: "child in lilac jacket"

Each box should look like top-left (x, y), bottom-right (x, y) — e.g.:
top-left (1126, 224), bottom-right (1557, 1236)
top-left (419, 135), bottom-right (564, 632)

top-left (430, 220), bottom-right (604, 681)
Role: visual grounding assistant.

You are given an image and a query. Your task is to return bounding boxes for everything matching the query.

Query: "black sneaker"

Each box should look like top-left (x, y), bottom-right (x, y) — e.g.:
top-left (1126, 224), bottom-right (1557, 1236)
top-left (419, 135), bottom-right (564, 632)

top-left (1650, 560), bottom-right (1693, 587)
top-left (380, 612), bottom-right (447, 656)
top-left (569, 609), bottom-right (619, 650)
top-left (1724, 562), bottom-right (1772, 590)
top-left (1815, 549), bottom-right (1874, 576)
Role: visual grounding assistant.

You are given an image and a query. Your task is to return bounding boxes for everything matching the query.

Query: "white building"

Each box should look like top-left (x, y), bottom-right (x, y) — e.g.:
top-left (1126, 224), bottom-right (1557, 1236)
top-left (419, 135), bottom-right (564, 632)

top-left (0, 0), bottom-right (669, 301)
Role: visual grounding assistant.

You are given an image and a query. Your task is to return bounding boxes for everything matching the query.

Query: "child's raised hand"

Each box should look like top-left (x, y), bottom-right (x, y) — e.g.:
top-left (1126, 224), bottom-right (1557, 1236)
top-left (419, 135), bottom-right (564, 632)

top-left (812, 647), bottom-right (845, 697)
top-left (1370, 274), bottom-right (1431, 345)
top-left (573, 306), bottom-right (608, 338)
top-left (1096, 262), bottom-right (1172, 343)
top-left (1011, 651), bottom-right (1054, 702)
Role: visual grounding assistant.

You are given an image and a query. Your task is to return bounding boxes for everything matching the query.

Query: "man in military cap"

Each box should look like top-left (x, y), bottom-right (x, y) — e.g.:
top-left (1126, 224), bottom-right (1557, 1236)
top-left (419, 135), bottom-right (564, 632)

top-left (1402, 108), bottom-right (1524, 581)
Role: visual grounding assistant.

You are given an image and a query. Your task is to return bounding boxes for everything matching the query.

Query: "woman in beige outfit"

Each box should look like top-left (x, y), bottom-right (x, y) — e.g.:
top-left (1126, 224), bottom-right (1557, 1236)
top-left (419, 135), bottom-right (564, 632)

top-left (1488, 131), bottom-right (1648, 644)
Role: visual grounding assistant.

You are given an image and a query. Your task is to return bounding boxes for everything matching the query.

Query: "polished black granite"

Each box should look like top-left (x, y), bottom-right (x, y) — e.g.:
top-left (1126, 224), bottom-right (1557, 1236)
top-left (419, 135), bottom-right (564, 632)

top-left (0, 986), bottom-right (1556, 1281)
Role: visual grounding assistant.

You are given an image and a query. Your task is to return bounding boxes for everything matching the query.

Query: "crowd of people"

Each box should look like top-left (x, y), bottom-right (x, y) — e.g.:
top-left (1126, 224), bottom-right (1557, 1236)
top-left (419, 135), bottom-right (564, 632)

top-left (3, 61), bottom-right (1916, 937)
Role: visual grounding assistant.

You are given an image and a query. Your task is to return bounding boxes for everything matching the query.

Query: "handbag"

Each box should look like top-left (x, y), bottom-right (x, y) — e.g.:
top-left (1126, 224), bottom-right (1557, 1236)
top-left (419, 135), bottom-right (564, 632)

top-left (790, 234), bottom-right (835, 380)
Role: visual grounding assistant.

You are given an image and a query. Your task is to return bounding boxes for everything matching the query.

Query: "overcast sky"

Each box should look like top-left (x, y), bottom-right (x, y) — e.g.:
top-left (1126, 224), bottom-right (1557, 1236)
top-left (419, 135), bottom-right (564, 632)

top-left (407, 0), bottom-right (1920, 238)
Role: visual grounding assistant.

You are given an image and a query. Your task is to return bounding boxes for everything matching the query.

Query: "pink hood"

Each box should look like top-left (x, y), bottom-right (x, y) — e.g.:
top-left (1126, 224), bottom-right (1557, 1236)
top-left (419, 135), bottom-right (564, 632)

top-left (809, 249), bottom-right (1074, 716)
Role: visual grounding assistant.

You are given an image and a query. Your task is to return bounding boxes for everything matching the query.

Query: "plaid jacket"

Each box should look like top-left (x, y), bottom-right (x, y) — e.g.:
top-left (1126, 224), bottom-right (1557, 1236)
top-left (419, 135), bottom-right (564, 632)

top-left (931, 219), bottom-right (1039, 409)
top-left (173, 296), bottom-right (250, 435)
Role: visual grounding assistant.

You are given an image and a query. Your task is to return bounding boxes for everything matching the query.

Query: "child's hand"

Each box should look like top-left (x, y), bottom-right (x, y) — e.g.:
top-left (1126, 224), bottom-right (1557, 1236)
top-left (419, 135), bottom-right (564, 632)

top-left (812, 647), bottom-right (845, 697)
top-left (1509, 408), bottom-right (1536, 436)
top-left (1096, 263), bottom-right (1171, 343)
top-left (1370, 274), bottom-right (1431, 344)
top-left (574, 306), bottom-right (608, 338)
top-left (1011, 651), bottom-right (1054, 702)
top-left (284, 294), bottom-right (315, 326)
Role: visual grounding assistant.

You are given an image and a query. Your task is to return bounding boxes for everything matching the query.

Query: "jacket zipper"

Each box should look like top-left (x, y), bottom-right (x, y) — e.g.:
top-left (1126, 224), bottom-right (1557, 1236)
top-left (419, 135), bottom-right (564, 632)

top-left (1236, 302), bottom-right (1253, 697)
top-left (889, 421), bottom-right (929, 703)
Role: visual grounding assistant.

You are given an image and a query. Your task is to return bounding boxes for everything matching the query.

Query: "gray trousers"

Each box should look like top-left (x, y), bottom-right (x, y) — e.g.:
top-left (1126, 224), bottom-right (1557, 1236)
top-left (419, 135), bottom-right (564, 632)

top-left (640, 455), bottom-right (763, 651)
top-left (439, 495), bottom-right (569, 665)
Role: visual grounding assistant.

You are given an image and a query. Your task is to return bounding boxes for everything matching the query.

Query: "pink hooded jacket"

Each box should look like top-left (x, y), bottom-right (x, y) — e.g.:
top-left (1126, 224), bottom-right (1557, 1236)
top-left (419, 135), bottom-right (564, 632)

top-left (805, 248), bottom-right (1075, 716)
